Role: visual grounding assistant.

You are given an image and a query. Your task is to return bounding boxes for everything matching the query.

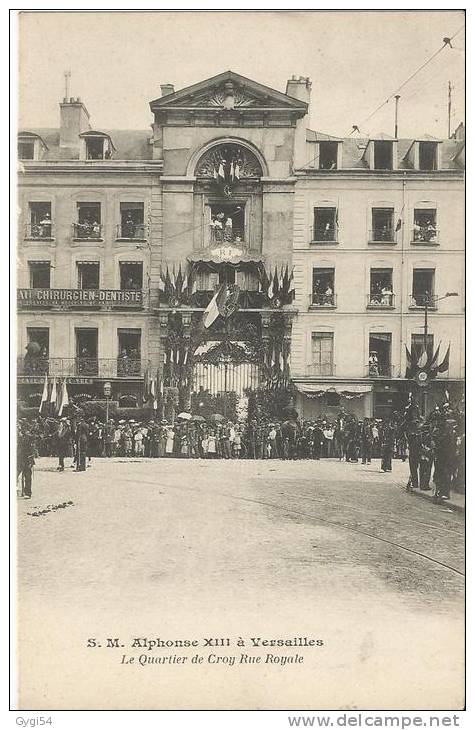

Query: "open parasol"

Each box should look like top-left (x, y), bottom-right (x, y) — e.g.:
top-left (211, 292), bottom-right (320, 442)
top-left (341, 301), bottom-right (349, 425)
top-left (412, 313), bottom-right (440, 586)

top-left (177, 412), bottom-right (192, 420)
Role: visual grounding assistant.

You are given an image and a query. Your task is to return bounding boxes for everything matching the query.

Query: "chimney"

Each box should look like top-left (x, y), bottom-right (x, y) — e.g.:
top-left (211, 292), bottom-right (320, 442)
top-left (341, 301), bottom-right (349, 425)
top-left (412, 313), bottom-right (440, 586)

top-left (160, 83), bottom-right (175, 97)
top-left (59, 98), bottom-right (90, 148)
top-left (285, 75), bottom-right (312, 104)
top-left (285, 76), bottom-right (311, 169)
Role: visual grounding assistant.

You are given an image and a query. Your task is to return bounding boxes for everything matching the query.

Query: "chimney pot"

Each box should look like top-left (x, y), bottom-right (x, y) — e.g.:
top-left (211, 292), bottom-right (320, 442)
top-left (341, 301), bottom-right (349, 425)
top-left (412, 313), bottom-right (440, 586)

top-left (160, 83), bottom-right (175, 97)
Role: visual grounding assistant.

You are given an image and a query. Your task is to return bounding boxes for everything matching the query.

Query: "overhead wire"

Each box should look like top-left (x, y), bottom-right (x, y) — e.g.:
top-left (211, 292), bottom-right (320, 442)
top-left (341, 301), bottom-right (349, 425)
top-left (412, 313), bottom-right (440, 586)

top-left (349, 24), bottom-right (465, 134)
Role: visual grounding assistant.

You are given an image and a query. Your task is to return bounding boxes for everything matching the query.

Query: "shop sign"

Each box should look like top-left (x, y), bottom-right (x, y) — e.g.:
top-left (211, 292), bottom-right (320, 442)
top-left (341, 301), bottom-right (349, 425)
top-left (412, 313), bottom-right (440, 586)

top-left (17, 288), bottom-right (143, 307)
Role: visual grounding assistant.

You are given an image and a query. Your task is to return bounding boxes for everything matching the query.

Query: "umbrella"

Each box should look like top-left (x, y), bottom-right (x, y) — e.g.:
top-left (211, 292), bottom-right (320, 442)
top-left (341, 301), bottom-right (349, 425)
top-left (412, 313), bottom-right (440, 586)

top-left (177, 412), bottom-right (192, 420)
top-left (209, 413), bottom-right (225, 422)
top-left (191, 414), bottom-right (205, 422)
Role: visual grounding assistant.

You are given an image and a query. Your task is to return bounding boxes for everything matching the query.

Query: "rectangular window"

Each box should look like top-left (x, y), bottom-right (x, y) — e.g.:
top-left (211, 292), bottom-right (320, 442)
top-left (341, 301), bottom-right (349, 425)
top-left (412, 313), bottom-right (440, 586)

top-left (18, 141), bottom-right (35, 160)
top-left (209, 203), bottom-right (245, 244)
top-left (319, 142), bottom-right (338, 170)
top-left (75, 202), bottom-right (102, 238)
top-left (371, 207), bottom-right (394, 241)
top-left (311, 332), bottom-right (334, 376)
top-left (413, 208), bottom-right (437, 242)
top-left (412, 268), bottom-right (435, 306)
top-left (24, 327), bottom-right (49, 374)
top-left (75, 328), bottom-right (98, 376)
top-left (29, 261), bottom-right (51, 288)
top-left (369, 268), bottom-right (393, 306)
top-left (117, 328), bottom-right (141, 376)
top-left (77, 262), bottom-right (100, 290)
top-left (368, 333), bottom-right (392, 377)
top-left (26, 328), bottom-right (49, 356)
top-left (29, 202), bottom-right (52, 238)
top-left (312, 268), bottom-right (335, 306)
top-left (373, 141), bottom-right (393, 170)
top-left (86, 137), bottom-right (105, 160)
top-left (313, 208), bottom-right (337, 242)
top-left (119, 202), bottom-right (145, 238)
top-left (120, 262), bottom-right (143, 290)
top-left (411, 333), bottom-right (434, 363)
top-left (419, 142), bottom-right (438, 171)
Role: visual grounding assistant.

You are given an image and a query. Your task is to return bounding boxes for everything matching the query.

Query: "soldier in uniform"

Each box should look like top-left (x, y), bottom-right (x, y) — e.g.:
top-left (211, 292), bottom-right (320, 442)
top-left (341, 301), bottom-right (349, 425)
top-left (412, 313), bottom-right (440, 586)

top-left (380, 418), bottom-right (396, 472)
top-left (17, 425), bottom-right (36, 498)
top-left (75, 413), bottom-right (89, 472)
top-left (405, 419), bottom-right (422, 490)
top-left (419, 425), bottom-right (434, 490)
top-left (360, 418), bottom-right (374, 464)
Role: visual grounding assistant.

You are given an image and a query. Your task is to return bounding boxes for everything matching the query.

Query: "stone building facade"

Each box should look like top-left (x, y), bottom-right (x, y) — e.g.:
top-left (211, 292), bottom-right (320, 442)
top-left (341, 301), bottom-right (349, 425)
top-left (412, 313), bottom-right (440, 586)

top-left (17, 71), bottom-right (465, 417)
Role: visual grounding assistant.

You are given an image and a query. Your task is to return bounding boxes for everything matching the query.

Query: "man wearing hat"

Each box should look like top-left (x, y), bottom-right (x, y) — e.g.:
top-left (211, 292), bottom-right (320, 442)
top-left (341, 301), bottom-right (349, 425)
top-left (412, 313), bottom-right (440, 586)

top-left (56, 417), bottom-right (72, 472)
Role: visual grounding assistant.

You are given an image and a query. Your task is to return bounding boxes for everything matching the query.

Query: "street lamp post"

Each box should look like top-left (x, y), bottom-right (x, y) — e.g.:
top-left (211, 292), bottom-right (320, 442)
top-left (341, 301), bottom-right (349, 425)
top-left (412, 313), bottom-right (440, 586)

top-left (103, 381), bottom-right (112, 422)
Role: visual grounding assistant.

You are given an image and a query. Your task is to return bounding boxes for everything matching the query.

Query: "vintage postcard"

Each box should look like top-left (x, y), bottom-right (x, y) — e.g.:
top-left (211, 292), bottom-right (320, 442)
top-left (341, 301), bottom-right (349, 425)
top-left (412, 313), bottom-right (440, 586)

top-left (13, 9), bottom-right (465, 713)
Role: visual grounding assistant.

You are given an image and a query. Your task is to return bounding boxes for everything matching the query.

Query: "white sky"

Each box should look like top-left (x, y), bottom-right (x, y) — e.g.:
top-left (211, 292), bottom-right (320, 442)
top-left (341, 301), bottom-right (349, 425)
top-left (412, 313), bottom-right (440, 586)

top-left (18, 10), bottom-right (465, 138)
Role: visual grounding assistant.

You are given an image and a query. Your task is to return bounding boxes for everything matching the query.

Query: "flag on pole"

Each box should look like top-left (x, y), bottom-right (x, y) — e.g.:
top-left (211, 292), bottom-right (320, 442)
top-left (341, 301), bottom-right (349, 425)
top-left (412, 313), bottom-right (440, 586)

top-left (203, 284), bottom-right (224, 328)
top-left (417, 350), bottom-right (428, 369)
top-left (39, 374), bottom-right (48, 414)
top-left (267, 270), bottom-right (274, 299)
top-left (437, 345), bottom-right (450, 374)
top-left (58, 379), bottom-right (69, 416)
top-left (50, 377), bottom-right (57, 413)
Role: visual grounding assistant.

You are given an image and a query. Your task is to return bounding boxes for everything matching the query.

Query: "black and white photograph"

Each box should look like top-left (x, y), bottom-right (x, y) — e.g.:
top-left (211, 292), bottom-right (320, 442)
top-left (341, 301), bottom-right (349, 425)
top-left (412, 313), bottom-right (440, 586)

top-left (11, 8), bottom-right (466, 717)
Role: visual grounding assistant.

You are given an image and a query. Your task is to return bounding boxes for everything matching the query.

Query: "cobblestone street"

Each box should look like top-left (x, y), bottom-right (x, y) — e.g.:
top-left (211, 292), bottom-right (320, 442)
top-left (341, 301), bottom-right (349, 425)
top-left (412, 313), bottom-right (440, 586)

top-left (16, 457), bottom-right (464, 710)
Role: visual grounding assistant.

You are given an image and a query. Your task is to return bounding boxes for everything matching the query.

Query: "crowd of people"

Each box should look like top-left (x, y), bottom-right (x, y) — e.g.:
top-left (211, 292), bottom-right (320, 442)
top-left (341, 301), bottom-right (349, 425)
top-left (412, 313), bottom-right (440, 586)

top-left (17, 398), bottom-right (464, 504)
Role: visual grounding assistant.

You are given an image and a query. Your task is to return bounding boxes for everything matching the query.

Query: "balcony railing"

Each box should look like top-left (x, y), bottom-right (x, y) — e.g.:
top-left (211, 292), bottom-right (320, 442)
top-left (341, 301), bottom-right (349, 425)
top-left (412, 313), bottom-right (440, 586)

top-left (411, 226), bottom-right (439, 244)
top-left (72, 222), bottom-right (103, 239)
top-left (18, 357), bottom-right (147, 379)
top-left (307, 363), bottom-right (336, 377)
top-left (311, 225), bottom-right (338, 243)
top-left (367, 292), bottom-right (395, 308)
top-left (365, 364), bottom-right (394, 378)
top-left (25, 222), bottom-right (54, 239)
top-left (368, 228), bottom-right (396, 243)
top-left (409, 294), bottom-right (437, 309)
top-left (309, 292), bottom-right (337, 307)
top-left (209, 227), bottom-right (245, 245)
top-left (17, 288), bottom-right (146, 309)
top-left (116, 223), bottom-right (148, 240)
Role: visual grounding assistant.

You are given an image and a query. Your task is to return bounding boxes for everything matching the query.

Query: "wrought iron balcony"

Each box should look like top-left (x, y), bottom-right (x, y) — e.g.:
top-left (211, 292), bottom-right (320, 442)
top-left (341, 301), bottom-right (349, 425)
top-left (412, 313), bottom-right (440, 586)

top-left (309, 292), bottom-right (337, 308)
top-left (307, 363), bottom-right (336, 376)
top-left (116, 223), bottom-right (148, 240)
top-left (409, 294), bottom-right (437, 309)
top-left (365, 364), bottom-right (395, 378)
top-left (411, 226), bottom-right (439, 244)
top-left (209, 227), bottom-right (245, 245)
top-left (368, 228), bottom-right (396, 243)
top-left (18, 357), bottom-right (147, 379)
top-left (311, 224), bottom-right (338, 243)
top-left (72, 222), bottom-right (103, 240)
top-left (367, 292), bottom-right (395, 308)
top-left (17, 288), bottom-right (146, 309)
top-left (24, 222), bottom-right (54, 240)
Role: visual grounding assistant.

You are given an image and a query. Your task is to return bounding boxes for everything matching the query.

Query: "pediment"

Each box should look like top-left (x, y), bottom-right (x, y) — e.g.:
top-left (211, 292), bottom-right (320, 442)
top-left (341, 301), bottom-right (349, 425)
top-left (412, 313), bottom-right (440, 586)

top-left (150, 71), bottom-right (307, 112)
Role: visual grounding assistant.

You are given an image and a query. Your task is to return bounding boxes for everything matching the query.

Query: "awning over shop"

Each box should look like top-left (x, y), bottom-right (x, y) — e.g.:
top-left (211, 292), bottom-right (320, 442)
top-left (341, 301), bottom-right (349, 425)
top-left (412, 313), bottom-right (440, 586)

top-left (294, 383), bottom-right (373, 400)
top-left (188, 244), bottom-right (264, 265)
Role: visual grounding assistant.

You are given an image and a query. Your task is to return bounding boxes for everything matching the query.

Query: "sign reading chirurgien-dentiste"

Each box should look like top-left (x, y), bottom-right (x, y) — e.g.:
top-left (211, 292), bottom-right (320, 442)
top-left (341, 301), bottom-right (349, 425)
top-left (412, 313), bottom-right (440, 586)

top-left (13, 8), bottom-right (466, 722)
top-left (17, 288), bottom-right (143, 306)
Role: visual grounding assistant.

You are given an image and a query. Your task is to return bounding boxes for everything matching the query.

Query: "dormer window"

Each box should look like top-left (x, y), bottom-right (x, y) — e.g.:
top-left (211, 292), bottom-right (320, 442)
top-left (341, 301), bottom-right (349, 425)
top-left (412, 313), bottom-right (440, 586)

top-left (419, 142), bottom-right (438, 171)
top-left (18, 133), bottom-right (47, 161)
top-left (18, 140), bottom-right (35, 160)
top-left (319, 142), bottom-right (338, 170)
top-left (80, 131), bottom-right (115, 160)
top-left (374, 141), bottom-right (393, 170)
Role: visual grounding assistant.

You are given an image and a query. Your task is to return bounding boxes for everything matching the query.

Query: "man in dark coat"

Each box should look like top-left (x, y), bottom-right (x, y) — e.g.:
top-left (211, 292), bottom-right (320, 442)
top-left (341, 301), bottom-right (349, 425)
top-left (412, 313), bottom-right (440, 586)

top-left (360, 418), bottom-right (374, 464)
top-left (18, 427), bottom-right (36, 498)
top-left (405, 420), bottom-right (422, 489)
top-left (75, 415), bottom-right (89, 472)
top-left (380, 419), bottom-right (396, 472)
top-left (56, 417), bottom-right (72, 472)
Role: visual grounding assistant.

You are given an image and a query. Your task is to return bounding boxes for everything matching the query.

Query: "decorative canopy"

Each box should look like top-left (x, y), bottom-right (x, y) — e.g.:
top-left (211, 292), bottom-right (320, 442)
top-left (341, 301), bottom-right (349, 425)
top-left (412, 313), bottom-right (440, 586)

top-left (188, 244), bottom-right (264, 265)
top-left (295, 383), bottom-right (373, 400)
